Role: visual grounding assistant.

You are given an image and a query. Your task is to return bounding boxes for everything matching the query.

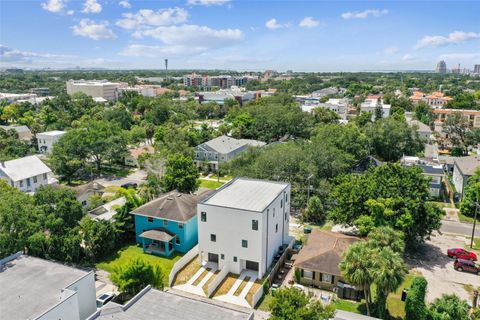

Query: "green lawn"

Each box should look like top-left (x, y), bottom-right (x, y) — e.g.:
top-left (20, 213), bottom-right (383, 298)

top-left (428, 201), bottom-right (455, 209)
top-left (386, 271), bottom-right (419, 319)
top-left (210, 174), bottom-right (233, 181)
top-left (458, 212), bottom-right (480, 224)
top-left (199, 179), bottom-right (224, 189)
top-left (96, 244), bottom-right (183, 286)
top-left (257, 292), bottom-right (275, 311)
top-left (334, 299), bottom-right (364, 314)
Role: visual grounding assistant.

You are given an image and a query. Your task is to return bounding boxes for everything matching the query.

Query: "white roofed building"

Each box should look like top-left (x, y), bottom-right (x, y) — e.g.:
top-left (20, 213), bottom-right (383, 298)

top-left (0, 155), bottom-right (57, 193)
top-left (197, 177), bottom-right (292, 278)
top-left (194, 135), bottom-right (265, 171)
top-left (360, 98), bottom-right (391, 120)
top-left (66, 80), bottom-right (125, 101)
top-left (36, 130), bottom-right (66, 154)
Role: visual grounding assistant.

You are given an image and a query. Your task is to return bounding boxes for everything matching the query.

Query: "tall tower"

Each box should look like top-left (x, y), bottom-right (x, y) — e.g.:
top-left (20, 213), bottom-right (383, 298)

top-left (436, 60), bottom-right (447, 74)
top-left (164, 59), bottom-right (168, 72)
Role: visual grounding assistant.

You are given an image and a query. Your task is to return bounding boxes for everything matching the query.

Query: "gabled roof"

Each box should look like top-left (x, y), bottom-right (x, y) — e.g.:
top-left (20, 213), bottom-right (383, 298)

top-left (454, 156), bottom-right (480, 176)
top-left (73, 181), bottom-right (105, 197)
top-left (0, 155), bottom-right (52, 182)
top-left (132, 189), bottom-right (214, 222)
top-left (202, 177), bottom-right (289, 212)
top-left (409, 120), bottom-right (431, 133)
top-left (294, 230), bottom-right (361, 276)
top-left (0, 125), bottom-right (32, 141)
top-left (128, 145), bottom-right (155, 159)
top-left (197, 135), bottom-right (265, 154)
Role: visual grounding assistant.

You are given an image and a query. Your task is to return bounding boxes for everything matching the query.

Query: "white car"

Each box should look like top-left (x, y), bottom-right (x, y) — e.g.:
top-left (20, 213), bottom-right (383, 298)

top-left (292, 283), bottom-right (306, 292)
top-left (96, 292), bottom-right (115, 308)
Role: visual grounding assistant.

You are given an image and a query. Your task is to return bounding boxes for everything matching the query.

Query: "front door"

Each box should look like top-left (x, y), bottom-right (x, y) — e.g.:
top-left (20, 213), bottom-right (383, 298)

top-left (208, 253), bottom-right (219, 263)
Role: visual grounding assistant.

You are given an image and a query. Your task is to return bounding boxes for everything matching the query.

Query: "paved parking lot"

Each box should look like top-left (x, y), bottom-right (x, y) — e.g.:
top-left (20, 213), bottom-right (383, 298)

top-left (406, 232), bottom-right (480, 303)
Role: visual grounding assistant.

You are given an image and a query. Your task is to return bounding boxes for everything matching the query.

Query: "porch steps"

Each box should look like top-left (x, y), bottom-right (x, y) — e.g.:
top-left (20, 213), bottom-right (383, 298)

top-left (238, 278), bottom-right (256, 299)
top-left (227, 273), bottom-right (247, 296)
top-left (197, 269), bottom-right (215, 288)
top-left (188, 266), bottom-right (208, 286)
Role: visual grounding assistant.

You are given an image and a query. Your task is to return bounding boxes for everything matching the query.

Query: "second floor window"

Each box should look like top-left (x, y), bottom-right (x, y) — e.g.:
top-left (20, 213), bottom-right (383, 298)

top-left (147, 217), bottom-right (154, 223)
top-left (201, 211), bottom-right (207, 222)
top-left (252, 220), bottom-right (258, 231)
top-left (211, 234), bottom-right (216, 242)
top-left (178, 223), bottom-right (184, 229)
top-left (33, 176), bottom-right (37, 183)
top-left (242, 240), bottom-right (248, 248)
top-left (43, 173), bottom-right (47, 180)
top-left (163, 220), bottom-right (168, 226)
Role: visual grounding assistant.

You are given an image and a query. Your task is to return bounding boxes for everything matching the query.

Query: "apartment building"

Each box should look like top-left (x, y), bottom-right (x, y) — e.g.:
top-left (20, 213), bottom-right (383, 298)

top-left (409, 91), bottom-right (452, 108)
top-left (66, 80), bottom-right (124, 101)
top-left (197, 177), bottom-right (291, 278)
top-left (36, 130), bottom-right (66, 154)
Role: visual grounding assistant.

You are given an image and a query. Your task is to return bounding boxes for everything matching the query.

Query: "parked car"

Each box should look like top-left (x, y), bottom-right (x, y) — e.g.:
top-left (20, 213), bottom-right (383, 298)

top-left (121, 182), bottom-right (138, 189)
top-left (447, 248), bottom-right (477, 261)
top-left (96, 292), bottom-right (116, 308)
top-left (454, 259), bottom-right (480, 275)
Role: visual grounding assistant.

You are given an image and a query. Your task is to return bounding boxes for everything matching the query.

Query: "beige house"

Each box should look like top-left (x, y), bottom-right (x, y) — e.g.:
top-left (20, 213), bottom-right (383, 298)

top-left (294, 230), bottom-right (362, 300)
top-left (125, 145), bottom-right (155, 167)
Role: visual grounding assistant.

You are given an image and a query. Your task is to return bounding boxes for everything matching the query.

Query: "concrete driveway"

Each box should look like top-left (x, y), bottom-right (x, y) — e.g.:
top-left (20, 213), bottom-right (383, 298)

top-left (406, 232), bottom-right (480, 303)
top-left (94, 168), bottom-right (147, 188)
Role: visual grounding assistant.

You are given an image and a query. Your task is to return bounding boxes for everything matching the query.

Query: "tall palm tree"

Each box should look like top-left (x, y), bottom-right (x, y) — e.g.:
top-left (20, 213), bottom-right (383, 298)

top-left (340, 242), bottom-right (375, 316)
top-left (373, 247), bottom-right (408, 319)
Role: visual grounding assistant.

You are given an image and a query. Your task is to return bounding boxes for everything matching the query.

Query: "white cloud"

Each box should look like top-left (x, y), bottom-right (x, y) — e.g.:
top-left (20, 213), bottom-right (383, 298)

top-left (133, 24), bottom-right (243, 47)
top-left (299, 17), bottom-right (321, 28)
top-left (265, 18), bottom-right (283, 30)
top-left (438, 53), bottom-right (480, 60)
top-left (67, 9), bottom-right (74, 15)
top-left (187, 0), bottom-right (230, 6)
top-left (401, 54), bottom-right (415, 61)
top-left (116, 8), bottom-right (188, 29)
top-left (119, 0), bottom-right (131, 9)
top-left (415, 31), bottom-right (480, 49)
top-left (41, 0), bottom-right (67, 13)
top-left (0, 45), bottom-right (75, 64)
top-left (72, 19), bottom-right (116, 40)
top-left (341, 9), bottom-right (388, 20)
top-left (82, 0), bottom-right (102, 13)
top-left (384, 46), bottom-right (399, 54)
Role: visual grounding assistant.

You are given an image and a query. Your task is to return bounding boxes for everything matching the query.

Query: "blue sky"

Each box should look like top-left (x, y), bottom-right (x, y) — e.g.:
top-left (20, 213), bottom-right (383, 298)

top-left (0, 0), bottom-right (479, 71)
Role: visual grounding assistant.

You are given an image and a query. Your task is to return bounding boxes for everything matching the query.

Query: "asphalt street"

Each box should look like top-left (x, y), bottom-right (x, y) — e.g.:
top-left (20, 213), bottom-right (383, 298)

top-left (440, 219), bottom-right (480, 237)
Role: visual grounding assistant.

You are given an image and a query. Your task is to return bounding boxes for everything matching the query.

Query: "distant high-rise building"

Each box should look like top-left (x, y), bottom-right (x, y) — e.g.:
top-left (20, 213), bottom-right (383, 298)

top-left (474, 64), bottom-right (480, 74)
top-left (436, 60), bottom-right (447, 74)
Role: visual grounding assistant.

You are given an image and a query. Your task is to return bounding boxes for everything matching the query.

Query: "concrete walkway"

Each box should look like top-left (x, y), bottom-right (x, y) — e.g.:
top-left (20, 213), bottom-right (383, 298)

top-left (174, 261), bottom-right (218, 297)
top-left (214, 269), bottom-right (258, 308)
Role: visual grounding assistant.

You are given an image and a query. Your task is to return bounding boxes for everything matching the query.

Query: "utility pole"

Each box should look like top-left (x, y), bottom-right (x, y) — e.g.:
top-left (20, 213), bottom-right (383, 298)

top-left (306, 174), bottom-right (313, 204)
top-left (471, 193), bottom-right (479, 249)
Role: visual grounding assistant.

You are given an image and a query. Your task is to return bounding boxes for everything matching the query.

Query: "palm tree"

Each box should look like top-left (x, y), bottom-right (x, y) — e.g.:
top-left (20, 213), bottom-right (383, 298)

top-left (340, 242), bottom-right (375, 316)
top-left (373, 247), bottom-right (408, 319)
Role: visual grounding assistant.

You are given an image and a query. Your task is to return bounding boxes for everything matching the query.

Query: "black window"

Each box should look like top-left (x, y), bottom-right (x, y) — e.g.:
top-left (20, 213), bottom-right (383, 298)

top-left (211, 234), bottom-right (216, 242)
top-left (178, 223), bottom-right (184, 229)
top-left (252, 220), bottom-right (258, 231)
top-left (163, 220), bottom-right (168, 226)
top-left (281, 200), bottom-right (283, 208)
top-left (201, 211), bottom-right (207, 222)
top-left (242, 240), bottom-right (248, 248)
top-left (33, 176), bottom-right (37, 183)
top-left (176, 236), bottom-right (181, 245)
top-left (147, 217), bottom-right (154, 223)
top-left (233, 256), bottom-right (237, 262)
top-left (221, 254), bottom-right (225, 260)
top-left (285, 212), bottom-right (287, 221)
top-left (276, 223), bottom-right (278, 233)
top-left (273, 208), bottom-right (275, 217)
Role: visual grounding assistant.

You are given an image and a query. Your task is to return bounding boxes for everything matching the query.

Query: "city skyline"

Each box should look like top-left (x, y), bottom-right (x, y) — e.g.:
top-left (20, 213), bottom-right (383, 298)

top-left (1, 0), bottom-right (479, 71)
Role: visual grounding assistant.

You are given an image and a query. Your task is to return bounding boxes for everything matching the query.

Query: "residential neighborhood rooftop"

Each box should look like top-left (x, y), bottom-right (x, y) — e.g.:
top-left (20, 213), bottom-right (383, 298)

top-left (294, 230), bottom-right (361, 277)
top-left (199, 135), bottom-right (265, 154)
top-left (0, 253), bottom-right (92, 320)
top-left (0, 124), bottom-right (33, 140)
top-left (0, 155), bottom-right (51, 182)
top-left (36, 130), bottom-right (66, 136)
top-left (454, 156), bottom-right (480, 176)
top-left (90, 287), bottom-right (253, 320)
top-left (203, 177), bottom-right (289, 212)
top-left (132, 189), bottom-right (214, 222)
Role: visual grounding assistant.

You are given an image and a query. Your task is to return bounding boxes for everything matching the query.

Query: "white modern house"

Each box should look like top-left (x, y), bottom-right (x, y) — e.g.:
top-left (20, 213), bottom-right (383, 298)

top-left (197, 177), bottom-right (291, 278)
top-left (36, 130), bottom-right (66, 154)
top-left (360, 98), bottom-right (391, 120)
top-left (194, 135), bottom-right (265, 171)
top-left (0, 155), bottom-right (57, 193)
top-left (0, 253), bottom-right (96, 320)
top-left (66, 80), bottom-right (124, 101)
top-left (301, 98), bottom-right (349, 120)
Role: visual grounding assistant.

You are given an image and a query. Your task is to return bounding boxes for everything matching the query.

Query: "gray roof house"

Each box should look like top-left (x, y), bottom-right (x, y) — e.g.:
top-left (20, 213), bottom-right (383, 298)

top-left (409, 120), bottom-right (432, 141)
top-left (87, 286), bottom-right (254, 320)
top-left (0, 252), bottom-right (96, 320)
top-left (194, 135), bottom-right (265, 171)
top-left (452, 156), bottom-right (480, 197)
top-left (0, 124), bottom-right (33, 141)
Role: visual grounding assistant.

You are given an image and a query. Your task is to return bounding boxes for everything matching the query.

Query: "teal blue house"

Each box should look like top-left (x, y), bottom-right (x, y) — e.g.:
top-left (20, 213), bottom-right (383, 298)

top-left (131, 190), bottom-right (213, 257)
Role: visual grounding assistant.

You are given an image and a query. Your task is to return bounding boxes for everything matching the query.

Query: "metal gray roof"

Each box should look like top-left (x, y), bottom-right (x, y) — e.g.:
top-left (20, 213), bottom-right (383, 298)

top-left (91, 288), bottom-right (253, 320)
top-left (454, 156), bottom-right (480, 176)
top-left (199, 135), bottom-right (265, 154)
top-left (0, 155), bottom-right (52, 182)
top-left (139, 229), bottom-right (175, 242)
top-left (0, 254), bottom-right (91, 320)
top-left (202, 177), bottom-right (289, 212)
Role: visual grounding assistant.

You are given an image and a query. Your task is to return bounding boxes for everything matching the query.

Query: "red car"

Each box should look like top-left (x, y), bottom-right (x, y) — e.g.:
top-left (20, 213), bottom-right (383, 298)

top-left (454, 259), bottom-right (480, 275)
top-left (447, 248), bottom-right (477, 261)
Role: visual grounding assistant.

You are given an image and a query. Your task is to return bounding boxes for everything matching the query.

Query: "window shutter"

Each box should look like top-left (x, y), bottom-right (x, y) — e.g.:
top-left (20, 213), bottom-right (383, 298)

top-left (301, 269), bottom-right (304, 277)
top-left (331, 275), bottom-right (335, 284)
top-left (312, 271), bottom-right (316, 281)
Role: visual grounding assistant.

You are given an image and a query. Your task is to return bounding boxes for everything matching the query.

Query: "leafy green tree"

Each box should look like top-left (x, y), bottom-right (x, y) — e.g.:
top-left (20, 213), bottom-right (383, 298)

top-left (103, 106), bottom-right (134, 130)
top-left (446, 92), bottom-right (478, 110)
top-left (0, 128), bottom-right (31, 160)
top-left (302, 196), bottom-right (326, 224)
top-left (443, 111), bottom-right (470, 155)
top-left (312, 107), bottom-right (340, 124)
top-left (110, 259), bottom-right (164, 296)
top-left (269, 287), bottom-right (335, 320)
top-left (460, 169), bottom-right (480, 219)
top-left (428, 294), bottom-right (471, 320)
top-left (414, 102), bottom-right (431, 125)
top-left (161, 154), bottom-right (199, 193)
top-left (355, 112), bottom-right (373, 127)
top-left (330, 163), bottom-right (442, 250)
top-left (139, 171), bottom-right (164, 201)
top-left (80, 216), bottom-right (117, 262)
top-left (405, 276), bottom-right (428, 320)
